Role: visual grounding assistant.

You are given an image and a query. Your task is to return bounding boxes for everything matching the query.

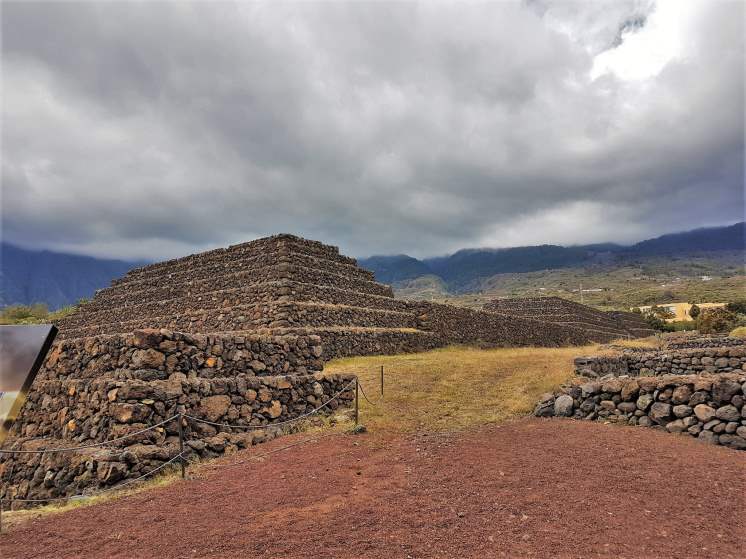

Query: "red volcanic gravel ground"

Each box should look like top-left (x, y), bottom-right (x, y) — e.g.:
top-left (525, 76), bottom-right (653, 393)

top-left (2, 418), bottom-right (745, 559)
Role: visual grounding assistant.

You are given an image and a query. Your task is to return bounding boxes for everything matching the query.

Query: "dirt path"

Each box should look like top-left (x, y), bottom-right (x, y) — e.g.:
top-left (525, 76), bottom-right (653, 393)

top-left (2, 419), bottom-right (744, 559)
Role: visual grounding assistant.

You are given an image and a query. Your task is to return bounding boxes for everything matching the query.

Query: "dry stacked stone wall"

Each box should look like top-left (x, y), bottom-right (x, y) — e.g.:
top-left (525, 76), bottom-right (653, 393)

top-left (535, 373), bottom-right (746, 451)
top-left (664, 335), bottom-right (746, 350)
top-left (1, 328), bottom-right (354, 503)
top-left (485, 297), bottom-right (655, 340)
top-left (574, 347), bottom-right (746, 378)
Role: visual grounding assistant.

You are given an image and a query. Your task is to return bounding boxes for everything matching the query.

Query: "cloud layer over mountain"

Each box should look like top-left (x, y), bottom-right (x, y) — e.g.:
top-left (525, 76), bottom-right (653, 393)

top-left (2, 0), bottom-right (743, 260)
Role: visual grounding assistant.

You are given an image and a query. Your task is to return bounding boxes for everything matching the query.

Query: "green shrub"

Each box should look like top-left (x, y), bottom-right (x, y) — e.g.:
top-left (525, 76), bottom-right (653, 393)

top-left (669, 320), bottom-right (698, 332)
top-left (726, 300), bottom-right (746, 314)
top-left (696, 307), bottom-right (737, 334)
top-left (0, 303), bottom-right (77, 325)
top-left (644, 313), bottom-right (668, 331)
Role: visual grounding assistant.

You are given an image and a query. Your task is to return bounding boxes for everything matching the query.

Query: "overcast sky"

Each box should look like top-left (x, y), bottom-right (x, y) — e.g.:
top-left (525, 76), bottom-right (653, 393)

top-left (2, 0), bottom-right (743, 261)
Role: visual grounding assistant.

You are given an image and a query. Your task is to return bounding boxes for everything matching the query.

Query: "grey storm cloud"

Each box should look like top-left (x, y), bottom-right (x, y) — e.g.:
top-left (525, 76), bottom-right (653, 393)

top-left (1, 0), bottom-right (743, 260)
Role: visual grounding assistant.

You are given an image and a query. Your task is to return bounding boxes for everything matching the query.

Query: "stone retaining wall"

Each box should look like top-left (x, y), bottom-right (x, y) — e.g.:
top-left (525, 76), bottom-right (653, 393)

top-left (410, 301), bottom-right (606, 346)
top-left (575, 347), bottom-right (746, 378)
top-left (535, 373), bottom-right (746, 451)
top-left (485, 297), bottom-right (655, 339)
top-left (36, 329), bottom-right (323, 382)
top-left (665, 336), bottom-right (746, 350)
top-left (1, 373), bottom-right (354, 504)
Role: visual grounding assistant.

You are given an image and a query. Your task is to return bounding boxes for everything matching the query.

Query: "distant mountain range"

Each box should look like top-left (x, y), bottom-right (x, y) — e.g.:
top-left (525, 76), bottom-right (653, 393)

top-left (359, 222), bottom-right (745, 292)
top-left (0, 244), bottom-right (144, 310)
top-left (0, 222), bottom-right (743, 309)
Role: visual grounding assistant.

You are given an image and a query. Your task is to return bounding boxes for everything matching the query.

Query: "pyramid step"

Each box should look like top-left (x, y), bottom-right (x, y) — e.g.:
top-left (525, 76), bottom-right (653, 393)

top-left (90, 264), bottom-right (392, 309)
top-left (122, 235), bottom-right (358, 282)
top-left (111, 246), bottom-right (375, 291)
top-left (59, 301), bottom-right (419, 340)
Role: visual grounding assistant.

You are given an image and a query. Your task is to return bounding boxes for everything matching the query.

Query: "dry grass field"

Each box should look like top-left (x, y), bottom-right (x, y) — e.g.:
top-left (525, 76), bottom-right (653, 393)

top-left (325, 344), bottom-right (602, 432)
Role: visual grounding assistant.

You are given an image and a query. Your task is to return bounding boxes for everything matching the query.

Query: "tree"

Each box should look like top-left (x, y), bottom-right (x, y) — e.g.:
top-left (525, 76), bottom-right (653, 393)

top-left (696, 307), bottom-right (737, 334)
top-left (688, 304), bottom-right (701, 319)
top-left (725, 300), bottom-right (746, 314)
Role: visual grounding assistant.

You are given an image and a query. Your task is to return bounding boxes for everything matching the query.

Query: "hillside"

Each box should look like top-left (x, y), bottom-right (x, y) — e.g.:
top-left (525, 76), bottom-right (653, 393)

top-left (396, 253), bottom-right (745, 310)
top-left (0, 243), bottom-right (142, 309)
top-left (360, 222), bottom-right (745, 305)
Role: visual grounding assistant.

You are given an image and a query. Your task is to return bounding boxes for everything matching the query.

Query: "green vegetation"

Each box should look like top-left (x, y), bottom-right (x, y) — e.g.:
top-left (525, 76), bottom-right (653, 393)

top-left (695, 307), bottom-right (741, 334)
top-left (394, 252), bottom-right (745, 312)
top-left (0, 303), bottom-right (78, 325)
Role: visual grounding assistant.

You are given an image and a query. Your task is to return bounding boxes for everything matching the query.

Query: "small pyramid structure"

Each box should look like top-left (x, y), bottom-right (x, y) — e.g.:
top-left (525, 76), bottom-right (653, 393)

top-left (484, 296), bottom-right (654, 339)
top-left (55, 234), bottom-right (440, 356)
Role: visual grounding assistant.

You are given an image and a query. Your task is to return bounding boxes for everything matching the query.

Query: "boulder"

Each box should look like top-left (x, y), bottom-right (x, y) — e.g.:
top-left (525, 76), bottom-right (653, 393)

top-left (109, 403), bottom-right (151, 424)
top-left (671, 385), bottom-right (692, 405)
top-left (553, 395), bottom-right (574, 417)
top-left (672, 405), bottom-right (692, 418)
top-left (712, 379), bottom-right (742, 404)
top-left (665, 419), bottom-right (686, 433)
top-left (698, 430), bottom-right (718, 444)
top-left (617, 402), bottom-right (637, 414)
top-left (636, 394), bottom-right (654, 411)
top-left (693, 404), bottom-right (716, 423)
top-left (649, 402), bottom-right (672, 424)
top-left (715, 405), bottom-right (740, 422)
top-left (199, 395), bottom-right (232, 422)
top-left (131, 348), bottom-right (166, 369)
top-left (718, 434), bottom-right (746, 450)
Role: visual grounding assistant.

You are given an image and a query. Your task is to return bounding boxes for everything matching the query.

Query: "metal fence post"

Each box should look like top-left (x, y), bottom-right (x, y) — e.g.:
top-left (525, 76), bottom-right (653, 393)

top-left (380, 365), bottom-right (384, 397)
top-left (354, 377), bottom-right (359, 425)
top-left (177, 413), bottom-right (186, 479)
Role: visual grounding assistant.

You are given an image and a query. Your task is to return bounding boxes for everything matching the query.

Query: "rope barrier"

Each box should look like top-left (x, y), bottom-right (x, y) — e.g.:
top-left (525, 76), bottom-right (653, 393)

top-left (0, 415), bottom-right (180, 455)
top-left (183, 378), bottom-right (357, 430)
top-left (2, 451), bottom-right (186, 504)
top-left (356, 381), bottom-right (380, 407)
top-left (0, 373), bottom-right (367, 521)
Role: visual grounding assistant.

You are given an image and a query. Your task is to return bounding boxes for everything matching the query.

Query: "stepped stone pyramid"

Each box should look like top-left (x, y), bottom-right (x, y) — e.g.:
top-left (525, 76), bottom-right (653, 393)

top-left (56, 234), bottom-right (439, 356)
top-left (484, 296), bottom-right (655, 340)
top-left (56, 234), bottom-right (654, 354)
top-left (3, 235), bottom-right (659, 504)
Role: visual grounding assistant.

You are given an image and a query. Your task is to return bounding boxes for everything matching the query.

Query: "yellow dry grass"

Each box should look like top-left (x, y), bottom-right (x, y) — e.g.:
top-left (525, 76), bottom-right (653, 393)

top-left (325, 343), bottom-right (601, 432)
top-left (607, 336), bottom-right (661, 350)
top-left (730, 326), bottom-right (746, 339)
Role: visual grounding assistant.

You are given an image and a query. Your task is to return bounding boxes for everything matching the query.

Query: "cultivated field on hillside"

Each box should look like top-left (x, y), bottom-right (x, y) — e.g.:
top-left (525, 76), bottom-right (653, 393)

top-left (395, 253), bottom-right (745, 311)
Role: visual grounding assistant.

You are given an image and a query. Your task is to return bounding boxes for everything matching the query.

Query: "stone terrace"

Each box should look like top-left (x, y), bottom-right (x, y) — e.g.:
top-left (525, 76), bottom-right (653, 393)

top-left (56, 236), bottom-right (653, 355)
top-left (485, 296), bottom-right (655, 340)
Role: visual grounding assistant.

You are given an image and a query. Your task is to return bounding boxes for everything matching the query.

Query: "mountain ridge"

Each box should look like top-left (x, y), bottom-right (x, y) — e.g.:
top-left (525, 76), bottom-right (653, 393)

top-left (360, 222), bottom-right (745, 290)
top-left (1, 222), bottom-right (743, 308)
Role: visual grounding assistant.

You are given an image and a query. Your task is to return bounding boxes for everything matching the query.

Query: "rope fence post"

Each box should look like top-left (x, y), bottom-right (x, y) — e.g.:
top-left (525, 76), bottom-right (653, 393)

top-left (177, 413), bottom-right (186, 479)
top-left (354, 376), bottom-right (359, 426)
